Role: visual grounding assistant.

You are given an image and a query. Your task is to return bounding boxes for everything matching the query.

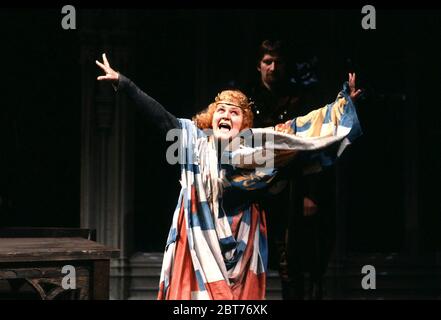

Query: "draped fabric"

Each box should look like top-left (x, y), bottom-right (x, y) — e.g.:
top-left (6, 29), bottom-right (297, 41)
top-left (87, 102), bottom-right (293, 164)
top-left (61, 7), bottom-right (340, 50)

top-left (157, 84), bottom-right (362, 300)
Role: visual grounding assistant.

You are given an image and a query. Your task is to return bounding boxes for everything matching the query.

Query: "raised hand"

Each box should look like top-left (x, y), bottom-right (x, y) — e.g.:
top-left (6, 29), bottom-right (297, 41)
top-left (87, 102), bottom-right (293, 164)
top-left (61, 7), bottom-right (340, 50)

top-left (303, 197), bottom-right (318, 217)
top-left (274, 120), bottom-right (294, 134)
top-left (348, 73), bottom-right (362, 101)
top-left (96, 53), bottom-right (119, 83)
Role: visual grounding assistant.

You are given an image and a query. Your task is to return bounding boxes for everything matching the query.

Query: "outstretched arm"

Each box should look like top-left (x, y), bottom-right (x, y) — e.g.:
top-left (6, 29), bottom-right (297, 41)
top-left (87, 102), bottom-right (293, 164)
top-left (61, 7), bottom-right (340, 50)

top-left (274, 73), bottom-right (361, 216)
top-left (275, 73), bottom-right (362, 137)
top-left (96, 53), bottom-right (180, 135)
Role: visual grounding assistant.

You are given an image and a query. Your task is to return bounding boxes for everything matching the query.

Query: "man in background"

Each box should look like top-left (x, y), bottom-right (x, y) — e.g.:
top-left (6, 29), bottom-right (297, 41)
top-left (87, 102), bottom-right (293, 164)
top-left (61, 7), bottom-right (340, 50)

top-left (247, 39), bottom-right (336, 299)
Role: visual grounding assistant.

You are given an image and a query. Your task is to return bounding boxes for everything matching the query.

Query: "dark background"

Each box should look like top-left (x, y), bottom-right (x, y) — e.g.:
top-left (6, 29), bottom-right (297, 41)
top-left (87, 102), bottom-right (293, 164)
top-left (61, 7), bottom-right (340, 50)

top-left (0, 8), bottom-right (440, 254)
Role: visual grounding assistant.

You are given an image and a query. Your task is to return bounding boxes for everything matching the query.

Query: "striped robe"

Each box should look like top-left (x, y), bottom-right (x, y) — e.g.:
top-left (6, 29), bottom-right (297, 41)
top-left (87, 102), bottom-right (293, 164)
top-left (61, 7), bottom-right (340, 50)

top-left (158, 83), bottom-right (362, 300)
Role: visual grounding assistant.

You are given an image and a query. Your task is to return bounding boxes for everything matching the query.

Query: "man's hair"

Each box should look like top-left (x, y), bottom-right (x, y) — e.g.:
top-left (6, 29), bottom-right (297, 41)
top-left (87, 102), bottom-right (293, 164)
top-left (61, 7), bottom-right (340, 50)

top-left (257, 39), bottom-right (288, 64)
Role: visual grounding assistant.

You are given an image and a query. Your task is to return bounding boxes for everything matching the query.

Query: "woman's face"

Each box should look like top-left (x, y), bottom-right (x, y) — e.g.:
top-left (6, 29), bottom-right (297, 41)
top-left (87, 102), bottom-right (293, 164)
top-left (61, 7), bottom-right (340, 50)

top-left (212, 103), bottom-right (243, 140)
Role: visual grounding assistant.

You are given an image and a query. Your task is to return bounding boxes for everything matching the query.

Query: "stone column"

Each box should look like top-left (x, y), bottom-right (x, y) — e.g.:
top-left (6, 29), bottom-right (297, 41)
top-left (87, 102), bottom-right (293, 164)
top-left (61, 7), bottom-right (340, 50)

top-left (79, 9), bottom-right (134, 300)
top-left (402, 12), bottom-right (419, 258)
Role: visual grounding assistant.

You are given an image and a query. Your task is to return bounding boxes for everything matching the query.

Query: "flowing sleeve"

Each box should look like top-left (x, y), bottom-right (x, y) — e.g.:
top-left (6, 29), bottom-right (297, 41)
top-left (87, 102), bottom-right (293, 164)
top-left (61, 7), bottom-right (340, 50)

top-left (290, 82), bottom-right (362, 145)
top-left (275, 81), bottom-right (363, 169)
top-left (222, 82), bottom-right (363, 190)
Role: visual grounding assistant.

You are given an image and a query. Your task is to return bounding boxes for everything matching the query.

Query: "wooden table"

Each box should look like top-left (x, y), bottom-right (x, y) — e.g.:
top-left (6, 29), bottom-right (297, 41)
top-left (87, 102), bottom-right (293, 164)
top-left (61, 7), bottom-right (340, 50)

top-left (0, 235), bottom-right (119, 300)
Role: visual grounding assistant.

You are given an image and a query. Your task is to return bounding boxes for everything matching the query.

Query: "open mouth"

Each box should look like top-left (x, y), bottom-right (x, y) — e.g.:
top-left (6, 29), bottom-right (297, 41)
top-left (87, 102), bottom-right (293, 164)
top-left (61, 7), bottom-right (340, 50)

top-left (218, 122), bottom-right (231, 132)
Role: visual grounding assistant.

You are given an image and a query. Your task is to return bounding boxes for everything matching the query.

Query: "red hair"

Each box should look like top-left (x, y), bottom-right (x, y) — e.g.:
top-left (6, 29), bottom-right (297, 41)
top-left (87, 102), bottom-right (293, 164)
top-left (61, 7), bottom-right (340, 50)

top-left (193, 90), bottom-right (254, 130)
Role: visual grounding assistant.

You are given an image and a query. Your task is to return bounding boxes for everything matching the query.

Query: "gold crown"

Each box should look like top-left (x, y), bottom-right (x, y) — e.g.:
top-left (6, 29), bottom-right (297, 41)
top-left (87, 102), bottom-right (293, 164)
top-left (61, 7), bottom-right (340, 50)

top-left (214, 90), bottom-right (253, 111)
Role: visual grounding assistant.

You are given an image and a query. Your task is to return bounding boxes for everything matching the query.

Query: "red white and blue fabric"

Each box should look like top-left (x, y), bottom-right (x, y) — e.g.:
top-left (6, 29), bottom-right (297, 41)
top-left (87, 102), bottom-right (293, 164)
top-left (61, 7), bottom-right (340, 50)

top-left (157, 84), bottom-right (362, 300)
